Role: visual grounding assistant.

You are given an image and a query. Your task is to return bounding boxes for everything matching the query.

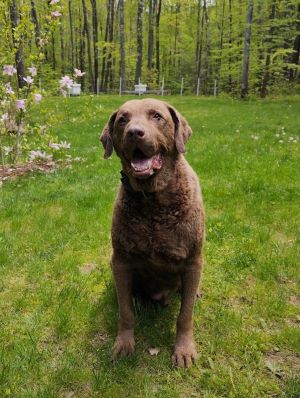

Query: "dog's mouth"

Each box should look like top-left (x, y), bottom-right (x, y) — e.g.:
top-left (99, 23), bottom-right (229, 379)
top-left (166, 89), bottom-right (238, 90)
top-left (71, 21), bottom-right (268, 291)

top-left (130, 148), bottom-right (163, 179)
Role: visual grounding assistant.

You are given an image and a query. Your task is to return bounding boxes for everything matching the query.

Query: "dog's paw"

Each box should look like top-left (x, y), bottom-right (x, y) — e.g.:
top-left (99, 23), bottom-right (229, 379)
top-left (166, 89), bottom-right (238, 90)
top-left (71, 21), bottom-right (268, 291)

top-left (112, 330), bottom-right (135, 360)
top-left (172, 340), bottom-right (198, 368)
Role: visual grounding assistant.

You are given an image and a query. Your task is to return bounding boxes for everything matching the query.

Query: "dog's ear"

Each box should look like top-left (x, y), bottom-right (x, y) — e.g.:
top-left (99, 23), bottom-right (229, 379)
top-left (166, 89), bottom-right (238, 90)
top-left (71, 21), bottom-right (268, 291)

top-left (100, 111), bottom-right (117, 159)
top-left (167, 105), bottom-right (192, 154)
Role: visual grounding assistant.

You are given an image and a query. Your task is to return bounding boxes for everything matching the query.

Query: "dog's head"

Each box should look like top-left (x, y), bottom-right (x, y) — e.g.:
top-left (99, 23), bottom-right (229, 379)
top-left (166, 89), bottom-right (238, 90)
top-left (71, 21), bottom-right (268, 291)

top-left (100, 99), bottom-right (192, 191)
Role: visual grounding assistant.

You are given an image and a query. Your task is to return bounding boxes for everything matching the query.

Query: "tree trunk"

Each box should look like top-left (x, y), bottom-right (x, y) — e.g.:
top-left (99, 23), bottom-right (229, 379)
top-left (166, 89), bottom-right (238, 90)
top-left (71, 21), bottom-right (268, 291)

top-left (69, 0), bottom-right (75, 71)
top-left (288, 4), bottom-right (300, 81)
top-left (228, 0), bottom-right (233, 91)
top-left (241, 0), bottom-right (254, 99)
top-left (195, 0), bottom-right (204, 91)
top-left (60, 22), bottom-right (65, 75)
top-left (173, 3), bottom-right (180, 69)
top-left (79, 10), bottom-right (86, 91)
top-left (119, 0), bottom-right (126, 91)
top-left (101, 1), bottom-right (110, 91)
top-left (82, 0), bottom-right (94, 90)
top-left (260, 1), bottom-right (276, 98)
top-left (104, 0), bottom-right (115, 92)
top-left (51, 33), bottom-right (56, 70)
top-left (217, 0), bottom-right (226, 84)
top-left (101, 0), bottom-right (114, 92)
top-left (203, 0), bottom-right (210, 94)
top-left (135, 0), bottom-right (144, 84)
top-left (289, 35), bottom-right (300, 81)
top-left (10, 0), bottom-right (26, 89)
top-left (91, 0), bottom-right (99, 93)
top-left (31, 0), bottom-right (40, 48)
top-left (147, 0), bottom-right (154, 73)
top-left (155, 0), bottom-right (162, 82)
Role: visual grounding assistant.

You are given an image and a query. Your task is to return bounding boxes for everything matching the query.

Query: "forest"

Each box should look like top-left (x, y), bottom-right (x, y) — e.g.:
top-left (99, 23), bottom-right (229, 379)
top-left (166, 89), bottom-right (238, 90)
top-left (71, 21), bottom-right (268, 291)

top-left (0, 0), bottom-right (299, 97)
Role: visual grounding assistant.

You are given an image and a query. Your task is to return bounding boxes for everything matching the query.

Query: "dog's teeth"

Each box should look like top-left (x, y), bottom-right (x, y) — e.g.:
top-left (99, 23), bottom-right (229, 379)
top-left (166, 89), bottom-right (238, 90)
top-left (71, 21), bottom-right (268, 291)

top-left (131, 158), bottom-right (151, 171)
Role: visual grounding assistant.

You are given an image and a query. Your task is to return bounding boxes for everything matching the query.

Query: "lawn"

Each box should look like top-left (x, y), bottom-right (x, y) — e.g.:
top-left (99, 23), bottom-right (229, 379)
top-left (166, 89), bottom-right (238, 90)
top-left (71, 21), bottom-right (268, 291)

top-left (0, 95), bottom-right (299, 398)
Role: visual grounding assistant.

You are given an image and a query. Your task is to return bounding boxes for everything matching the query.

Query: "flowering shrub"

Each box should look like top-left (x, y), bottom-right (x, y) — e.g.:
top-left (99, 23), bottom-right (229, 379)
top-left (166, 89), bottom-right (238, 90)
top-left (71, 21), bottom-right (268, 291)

top-left (59, 68), bottom-right (85, 96)
top-left (0, 0), bottom-right (71, 168)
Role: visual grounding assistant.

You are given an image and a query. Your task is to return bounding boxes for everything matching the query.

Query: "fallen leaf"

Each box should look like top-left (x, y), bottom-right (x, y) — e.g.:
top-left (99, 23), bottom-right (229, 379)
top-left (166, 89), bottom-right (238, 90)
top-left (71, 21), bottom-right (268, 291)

top-left (148, 347), bottom-right (160, 356)
top-left (79, 263), bottom-right (97, 274)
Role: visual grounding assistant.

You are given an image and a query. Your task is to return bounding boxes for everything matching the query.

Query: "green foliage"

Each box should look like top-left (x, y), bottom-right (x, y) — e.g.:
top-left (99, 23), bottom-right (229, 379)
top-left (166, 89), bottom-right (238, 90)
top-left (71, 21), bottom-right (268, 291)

top-left (0, 0), bottom-right (298, 97)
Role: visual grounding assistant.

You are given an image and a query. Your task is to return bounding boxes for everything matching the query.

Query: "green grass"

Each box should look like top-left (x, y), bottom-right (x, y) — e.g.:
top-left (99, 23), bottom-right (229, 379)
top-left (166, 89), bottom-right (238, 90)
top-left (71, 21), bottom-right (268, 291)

top-left (0, 95), bottom-right (299, 397)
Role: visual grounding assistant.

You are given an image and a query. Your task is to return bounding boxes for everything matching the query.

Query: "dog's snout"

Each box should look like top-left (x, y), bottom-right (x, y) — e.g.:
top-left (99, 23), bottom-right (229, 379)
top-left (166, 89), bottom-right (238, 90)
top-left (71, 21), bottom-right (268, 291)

top-left (127, 127), bottom-right (145, 139)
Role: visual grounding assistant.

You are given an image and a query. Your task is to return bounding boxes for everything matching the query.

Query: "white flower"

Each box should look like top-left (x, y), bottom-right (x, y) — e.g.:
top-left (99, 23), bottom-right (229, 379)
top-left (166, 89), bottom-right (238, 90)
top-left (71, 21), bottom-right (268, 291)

top-left (236, 129), bottom-right (240, 133)
top-left (60, 75), bottom-right (73, 89)
top-left (50, 0), bottom-right (60, 4)
top-left (3, 146), bottom-right (13, 156)
top-left (1, 113), bottom-right (9, 121)
top-left (23, 76), bottom-right (34, 85)
top-left (29, 150), bottom-right (53, 162)
top-left (74, 68), bottom-right (85, 77)
top-left (251, 135), bottom-right (259, 141)
top-left (59, 141), bottom-right (71, 149)
top-left (275, 133), bottom-right (280, 137)
top-left (49, 142), bottom-right (61, 150)
top-left (279, 140), bottom-right (283, 144)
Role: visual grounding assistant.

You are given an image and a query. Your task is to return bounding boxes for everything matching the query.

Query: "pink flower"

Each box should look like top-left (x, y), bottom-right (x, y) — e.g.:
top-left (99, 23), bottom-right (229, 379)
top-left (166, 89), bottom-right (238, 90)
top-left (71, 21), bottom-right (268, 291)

top-left (16, 99), bottom-right (26, 111)
top-left (74, 68), bottom-right (85, 77)
top-left (23, 76), bottom-right (34, 85)
top-left (50, 0), bottom-right (60, 4)
top-left (33, 93), bottom-right (42, 103)
top-left (60, 75), bottom-right (73, 88)
top-left (4, 83), bottom-right (14, 95)
top-left (28, 65), bottom-right (37, 76)
top-left (51, 10), bottom-right (61, 18)
top-left (3, 65), bottom-right (17, 76)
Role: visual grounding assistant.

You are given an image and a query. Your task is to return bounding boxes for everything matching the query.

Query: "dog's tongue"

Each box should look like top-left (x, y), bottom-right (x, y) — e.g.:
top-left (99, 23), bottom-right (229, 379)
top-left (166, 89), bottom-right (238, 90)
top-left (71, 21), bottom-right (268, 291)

top-left (131, 157), bottom-right (152, 172)
top-left (131, 153), bottom-right (162, 172)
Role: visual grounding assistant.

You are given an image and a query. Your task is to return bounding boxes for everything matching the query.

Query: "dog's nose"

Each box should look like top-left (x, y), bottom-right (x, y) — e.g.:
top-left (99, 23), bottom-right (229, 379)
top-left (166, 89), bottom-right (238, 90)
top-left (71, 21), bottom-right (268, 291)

top-left (127, 127), bottom-right (145, 139)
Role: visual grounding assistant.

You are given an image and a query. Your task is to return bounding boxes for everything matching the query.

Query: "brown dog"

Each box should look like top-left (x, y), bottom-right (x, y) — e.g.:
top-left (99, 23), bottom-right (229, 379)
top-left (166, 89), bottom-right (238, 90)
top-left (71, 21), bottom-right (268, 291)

top-left (100, 98), bottom-right (205, 368)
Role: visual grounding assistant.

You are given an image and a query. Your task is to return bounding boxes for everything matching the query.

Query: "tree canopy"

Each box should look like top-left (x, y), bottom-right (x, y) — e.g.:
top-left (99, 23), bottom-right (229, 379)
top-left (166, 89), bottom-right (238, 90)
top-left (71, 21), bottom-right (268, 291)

top-left (0, 0), bottom-right (299, 97)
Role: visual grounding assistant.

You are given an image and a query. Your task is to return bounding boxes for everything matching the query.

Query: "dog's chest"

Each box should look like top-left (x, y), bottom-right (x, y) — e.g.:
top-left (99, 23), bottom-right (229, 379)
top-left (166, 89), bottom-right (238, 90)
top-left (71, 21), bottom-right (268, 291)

top-left (113, 199), bottom-right (195, 264)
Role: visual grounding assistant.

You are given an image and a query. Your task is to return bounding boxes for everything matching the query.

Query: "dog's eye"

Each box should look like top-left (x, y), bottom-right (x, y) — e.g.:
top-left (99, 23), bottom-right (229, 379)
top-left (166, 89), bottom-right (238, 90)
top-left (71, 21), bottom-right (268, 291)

top-left (153, 113), bottom-right (162, 120)
top-left (118, 116), bottom-right (127, 125)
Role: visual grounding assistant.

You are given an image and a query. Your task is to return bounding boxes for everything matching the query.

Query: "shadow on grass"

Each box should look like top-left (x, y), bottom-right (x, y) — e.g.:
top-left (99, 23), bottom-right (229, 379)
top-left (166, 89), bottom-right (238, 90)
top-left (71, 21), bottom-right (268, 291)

top-left (86, 278), bottom-right (181, 394)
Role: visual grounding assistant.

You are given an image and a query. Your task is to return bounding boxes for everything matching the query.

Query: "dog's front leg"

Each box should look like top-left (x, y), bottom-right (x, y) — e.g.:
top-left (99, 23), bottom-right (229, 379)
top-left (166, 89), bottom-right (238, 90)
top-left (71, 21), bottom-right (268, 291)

top-left (111, 252), bottom-right (135, 360)
top-left (172, 256), bottom-right (202, 368)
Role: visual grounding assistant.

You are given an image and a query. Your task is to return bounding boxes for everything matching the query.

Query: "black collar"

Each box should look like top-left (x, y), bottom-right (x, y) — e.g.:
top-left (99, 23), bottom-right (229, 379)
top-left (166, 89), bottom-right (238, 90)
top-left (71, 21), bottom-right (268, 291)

top-left (120, 171), bottom-right (154, 200)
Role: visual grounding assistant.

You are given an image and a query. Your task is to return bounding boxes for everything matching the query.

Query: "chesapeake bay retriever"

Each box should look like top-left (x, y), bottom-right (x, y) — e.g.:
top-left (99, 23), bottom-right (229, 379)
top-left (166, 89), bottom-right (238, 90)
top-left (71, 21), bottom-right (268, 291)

top-left (100, 98), bottom-right (205, 368)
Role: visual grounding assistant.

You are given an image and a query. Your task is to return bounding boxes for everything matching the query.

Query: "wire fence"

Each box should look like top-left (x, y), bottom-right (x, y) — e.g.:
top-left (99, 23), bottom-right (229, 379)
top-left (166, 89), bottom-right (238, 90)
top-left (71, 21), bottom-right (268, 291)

top-left (37, 76), bottom-right (223, 97)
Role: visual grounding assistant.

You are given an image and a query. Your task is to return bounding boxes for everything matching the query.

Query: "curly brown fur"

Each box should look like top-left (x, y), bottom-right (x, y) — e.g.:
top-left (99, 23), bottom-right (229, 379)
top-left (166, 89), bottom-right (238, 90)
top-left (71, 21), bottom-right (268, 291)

top-left (100, 99), bottom-right (205, 368)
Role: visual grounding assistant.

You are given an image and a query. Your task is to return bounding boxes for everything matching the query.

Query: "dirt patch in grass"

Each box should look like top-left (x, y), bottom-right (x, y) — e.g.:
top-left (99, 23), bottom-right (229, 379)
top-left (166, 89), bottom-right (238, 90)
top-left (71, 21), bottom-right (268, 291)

top-left (0, 161), bottom-right (57, 182)
top-left (265, 351), bottom-right (300, 379)
top-left (79, 263), bottom-right (98, 275)
top-left (91, 331), bottom-right (109, 348)
top-left (289, 295), bottom-right (300, 307)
